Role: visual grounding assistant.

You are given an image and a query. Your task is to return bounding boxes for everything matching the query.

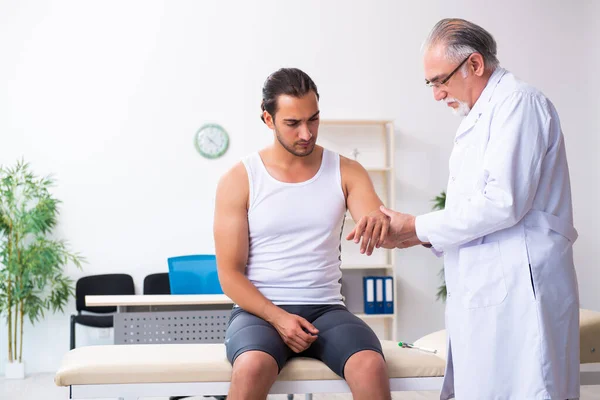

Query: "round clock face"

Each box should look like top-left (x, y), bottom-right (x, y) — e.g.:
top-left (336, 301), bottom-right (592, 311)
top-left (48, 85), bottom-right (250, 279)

top-left (194, 124), bottom-right (229, 159)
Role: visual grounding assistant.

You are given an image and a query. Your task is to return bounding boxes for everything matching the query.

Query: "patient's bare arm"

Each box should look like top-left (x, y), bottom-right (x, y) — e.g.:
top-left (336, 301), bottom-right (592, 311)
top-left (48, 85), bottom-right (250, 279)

top-left (341, 157), bottom-right (390, 256)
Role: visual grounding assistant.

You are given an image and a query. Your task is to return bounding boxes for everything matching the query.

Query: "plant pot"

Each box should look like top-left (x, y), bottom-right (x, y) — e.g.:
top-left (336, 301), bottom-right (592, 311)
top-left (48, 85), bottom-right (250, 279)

top-left (5, 361), bottom-right (25, 379)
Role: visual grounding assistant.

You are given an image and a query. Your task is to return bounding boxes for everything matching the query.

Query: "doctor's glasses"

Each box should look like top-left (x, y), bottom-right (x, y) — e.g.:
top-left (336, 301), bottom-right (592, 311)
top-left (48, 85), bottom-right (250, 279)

top-left (425, 53), bottom-right (473, 88)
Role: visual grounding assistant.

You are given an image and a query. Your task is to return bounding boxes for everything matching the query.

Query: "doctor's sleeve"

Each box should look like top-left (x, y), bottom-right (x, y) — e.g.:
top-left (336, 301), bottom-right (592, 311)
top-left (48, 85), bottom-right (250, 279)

top-left (415, 92), bottom-right (550, 252)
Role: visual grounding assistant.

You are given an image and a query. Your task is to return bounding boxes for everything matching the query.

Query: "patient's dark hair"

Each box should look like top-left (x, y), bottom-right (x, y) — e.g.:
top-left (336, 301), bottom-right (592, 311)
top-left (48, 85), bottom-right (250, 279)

top-left (260, 68), bottom-right (320, 123)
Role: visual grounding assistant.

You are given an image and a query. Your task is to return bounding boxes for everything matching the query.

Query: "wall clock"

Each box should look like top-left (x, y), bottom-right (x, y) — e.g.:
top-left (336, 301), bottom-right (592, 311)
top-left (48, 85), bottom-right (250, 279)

top-left (194, 124), bottom-right (229, 159)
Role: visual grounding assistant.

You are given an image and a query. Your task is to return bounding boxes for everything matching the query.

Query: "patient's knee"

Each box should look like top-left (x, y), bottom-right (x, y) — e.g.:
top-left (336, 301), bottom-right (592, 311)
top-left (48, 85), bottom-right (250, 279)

top-left (232, 351), bottom-right (278, 382)
top-left (344, 350), bottom-right (387, 380)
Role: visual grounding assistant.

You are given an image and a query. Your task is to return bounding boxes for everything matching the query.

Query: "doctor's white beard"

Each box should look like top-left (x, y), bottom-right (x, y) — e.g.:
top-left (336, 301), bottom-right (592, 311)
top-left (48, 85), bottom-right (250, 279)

top-left (443, 97), bottom-right (471, 117)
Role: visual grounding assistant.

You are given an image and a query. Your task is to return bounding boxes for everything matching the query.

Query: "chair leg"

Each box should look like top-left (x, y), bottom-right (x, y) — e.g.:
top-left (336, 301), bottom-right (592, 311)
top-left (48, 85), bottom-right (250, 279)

top-left (70, 315), bottom-right (76, 350)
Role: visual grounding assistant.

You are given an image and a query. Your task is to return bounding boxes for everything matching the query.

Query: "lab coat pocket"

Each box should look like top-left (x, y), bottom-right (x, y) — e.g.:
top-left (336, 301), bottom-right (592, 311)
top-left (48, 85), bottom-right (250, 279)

top-left (458, 241), bottom-right (507, 309)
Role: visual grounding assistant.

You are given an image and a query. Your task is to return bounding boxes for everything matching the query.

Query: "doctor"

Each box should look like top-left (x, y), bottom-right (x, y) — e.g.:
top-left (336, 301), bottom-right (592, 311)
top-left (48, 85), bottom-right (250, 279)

top-left (349, 18), bottom-right (580, 400)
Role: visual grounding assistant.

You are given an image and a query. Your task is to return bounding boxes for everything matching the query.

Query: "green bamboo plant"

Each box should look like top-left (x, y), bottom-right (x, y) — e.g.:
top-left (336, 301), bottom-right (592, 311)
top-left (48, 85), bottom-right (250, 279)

top-left (431, 191), bottom-right (447, 302)
top-left (0, 160), bottom-right (84, 364)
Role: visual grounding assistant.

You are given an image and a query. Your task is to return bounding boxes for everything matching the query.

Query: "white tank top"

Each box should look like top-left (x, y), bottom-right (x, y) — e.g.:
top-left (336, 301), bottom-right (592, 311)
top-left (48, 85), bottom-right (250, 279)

top-left (242, 149), bottom-right (346, 305)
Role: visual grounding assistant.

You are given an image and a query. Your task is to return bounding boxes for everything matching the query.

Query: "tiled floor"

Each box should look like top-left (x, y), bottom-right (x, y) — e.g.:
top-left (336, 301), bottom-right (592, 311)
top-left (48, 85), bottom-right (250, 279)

top-left (2, 374), bottom-right (600, 400)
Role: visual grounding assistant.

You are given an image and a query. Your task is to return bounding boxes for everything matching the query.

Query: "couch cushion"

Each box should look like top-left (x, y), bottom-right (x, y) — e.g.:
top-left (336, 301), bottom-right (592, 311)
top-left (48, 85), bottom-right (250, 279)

top-left (54, 340), bottom-right (445, 386)
top-left (581, 308), bottom-right (600, 364)
top-left (413, 329), bottom-right (447, 361)
top-left (412, 308), bottom-right (600, 364)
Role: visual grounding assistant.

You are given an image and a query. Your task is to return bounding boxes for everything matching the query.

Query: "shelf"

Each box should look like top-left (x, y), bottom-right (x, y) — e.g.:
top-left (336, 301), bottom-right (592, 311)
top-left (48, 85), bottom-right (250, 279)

top-left (320, 119), bottom-right (393, 126)
top-left (319, 118), bottom-right (396, 341)
top-left (355, 313), bottom-right (394, 320)
top-left (341, 264), bottom-right (393, 270)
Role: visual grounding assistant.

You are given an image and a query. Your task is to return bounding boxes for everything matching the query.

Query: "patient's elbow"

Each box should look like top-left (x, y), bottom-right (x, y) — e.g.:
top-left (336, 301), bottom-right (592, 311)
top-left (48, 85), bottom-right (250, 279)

top-left (217, 268), bottom-right (241, 296)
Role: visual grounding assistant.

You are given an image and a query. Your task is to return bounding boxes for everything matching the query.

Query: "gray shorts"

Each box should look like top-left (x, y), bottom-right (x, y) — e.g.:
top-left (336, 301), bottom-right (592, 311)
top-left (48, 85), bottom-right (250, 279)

top-left (224, 304), bottom-right (383, 378)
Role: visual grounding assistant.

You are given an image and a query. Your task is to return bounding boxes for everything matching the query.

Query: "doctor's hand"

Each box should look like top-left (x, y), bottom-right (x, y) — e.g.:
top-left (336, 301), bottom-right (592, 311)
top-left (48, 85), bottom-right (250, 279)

top-left (271, 310), bottom-right (319, 353)
top-left (345, 209), bottom-right (390, 255)
top-left (378, 206), bottom-right (422, 249)
top-left (396, 237), bottom-right (425, 249)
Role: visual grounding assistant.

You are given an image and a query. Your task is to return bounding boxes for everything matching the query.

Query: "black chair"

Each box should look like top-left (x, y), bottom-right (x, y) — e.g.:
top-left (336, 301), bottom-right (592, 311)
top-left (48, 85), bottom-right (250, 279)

top-left (143, 272), bottom-right (171, 294)
top-left (70, 273), bottom-right (135, 350)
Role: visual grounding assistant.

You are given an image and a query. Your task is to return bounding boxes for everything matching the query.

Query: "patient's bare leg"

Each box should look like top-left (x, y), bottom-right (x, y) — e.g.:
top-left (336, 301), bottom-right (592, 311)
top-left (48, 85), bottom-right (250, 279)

top-left (228, 350), bottom-right (278, 400)
top-left (344, 349), bottom-right (392, 400)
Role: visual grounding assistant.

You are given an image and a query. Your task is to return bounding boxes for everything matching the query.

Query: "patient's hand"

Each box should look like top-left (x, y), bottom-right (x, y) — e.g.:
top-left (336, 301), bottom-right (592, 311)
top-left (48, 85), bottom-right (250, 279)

top-left (270, 310), bottom-right (319, 353)
top-left (345, 209), bottom-right (390, 255)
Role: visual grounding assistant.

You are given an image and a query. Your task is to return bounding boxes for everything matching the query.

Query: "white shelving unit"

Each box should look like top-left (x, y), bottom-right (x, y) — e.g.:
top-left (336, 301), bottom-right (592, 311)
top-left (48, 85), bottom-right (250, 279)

top-left (317, 119), bottom-right (397, 341)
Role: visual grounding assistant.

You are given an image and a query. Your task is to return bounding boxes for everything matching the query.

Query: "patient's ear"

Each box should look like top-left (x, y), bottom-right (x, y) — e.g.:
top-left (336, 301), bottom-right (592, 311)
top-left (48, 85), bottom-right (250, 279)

top-left (263, 111), bottom-right (275, 130)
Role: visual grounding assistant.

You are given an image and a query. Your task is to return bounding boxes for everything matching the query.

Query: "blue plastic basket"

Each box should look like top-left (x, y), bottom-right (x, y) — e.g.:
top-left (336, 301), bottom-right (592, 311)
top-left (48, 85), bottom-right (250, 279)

top-left (167, 255), bottom-right (224, 295)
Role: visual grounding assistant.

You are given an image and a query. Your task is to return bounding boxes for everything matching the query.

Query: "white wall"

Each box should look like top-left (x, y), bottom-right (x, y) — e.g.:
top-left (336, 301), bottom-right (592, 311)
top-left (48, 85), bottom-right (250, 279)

top-left (0, 0), bottom-right (597, 374)
top-left (579, 0), bottom-right (600, 315)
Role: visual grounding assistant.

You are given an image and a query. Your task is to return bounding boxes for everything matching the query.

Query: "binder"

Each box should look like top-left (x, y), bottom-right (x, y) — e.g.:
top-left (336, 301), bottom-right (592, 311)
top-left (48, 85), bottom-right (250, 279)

top-left (363, 277), bottom-right (375, 314)
top-left (375, 277), bottom-right (384, 313)
top-left (384, 276), bottom-right (394, 314)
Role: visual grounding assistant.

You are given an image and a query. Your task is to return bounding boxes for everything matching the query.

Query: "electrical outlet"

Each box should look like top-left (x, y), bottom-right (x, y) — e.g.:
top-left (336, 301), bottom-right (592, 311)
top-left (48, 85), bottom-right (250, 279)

top-left (98, 328), bottom-right (110, 339)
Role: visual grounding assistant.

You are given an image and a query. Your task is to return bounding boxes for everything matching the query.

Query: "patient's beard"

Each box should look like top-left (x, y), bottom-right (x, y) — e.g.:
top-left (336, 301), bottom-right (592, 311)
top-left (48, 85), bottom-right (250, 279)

top-left (275, 127), bottom-right (315, 157)
top-left (444, 97), bottom-right (471, 117)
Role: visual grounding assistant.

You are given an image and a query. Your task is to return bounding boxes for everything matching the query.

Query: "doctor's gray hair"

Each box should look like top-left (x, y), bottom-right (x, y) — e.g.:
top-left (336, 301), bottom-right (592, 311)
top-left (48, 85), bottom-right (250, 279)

top-left (424, 18), bottom-right (499, 73)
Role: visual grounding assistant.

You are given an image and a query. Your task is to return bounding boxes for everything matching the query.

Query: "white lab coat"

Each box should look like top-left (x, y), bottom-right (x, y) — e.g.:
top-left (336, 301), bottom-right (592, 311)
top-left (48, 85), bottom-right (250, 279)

top-left (416, 68), bottom-right (580, 400)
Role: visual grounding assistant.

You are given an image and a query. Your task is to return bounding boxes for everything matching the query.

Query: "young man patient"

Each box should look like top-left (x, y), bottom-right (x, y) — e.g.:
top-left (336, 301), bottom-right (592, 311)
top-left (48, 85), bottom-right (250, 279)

top-left (213, 67), bottom-right (392, 400)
